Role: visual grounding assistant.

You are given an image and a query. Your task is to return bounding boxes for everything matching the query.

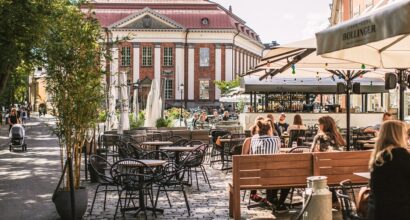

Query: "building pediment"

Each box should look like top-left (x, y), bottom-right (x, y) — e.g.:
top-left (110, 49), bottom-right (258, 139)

top-left (109, 7), bottom-right (185, 30)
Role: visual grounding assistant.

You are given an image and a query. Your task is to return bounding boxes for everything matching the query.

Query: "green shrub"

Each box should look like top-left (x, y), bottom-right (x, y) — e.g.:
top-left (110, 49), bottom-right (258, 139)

top-left (156, 117), bottom-right (173, 128)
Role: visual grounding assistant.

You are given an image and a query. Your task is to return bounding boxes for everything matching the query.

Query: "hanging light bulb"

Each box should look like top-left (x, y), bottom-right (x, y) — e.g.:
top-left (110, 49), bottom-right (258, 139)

top-left (291, 64), bottom-right (296, 74)
top-left (361, 64), bottom-right (366, 69)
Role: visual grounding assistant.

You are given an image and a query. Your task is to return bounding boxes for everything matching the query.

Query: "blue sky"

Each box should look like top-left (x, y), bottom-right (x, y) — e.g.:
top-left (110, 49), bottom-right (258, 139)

top-left (212, 0), bottom-right (332, 44)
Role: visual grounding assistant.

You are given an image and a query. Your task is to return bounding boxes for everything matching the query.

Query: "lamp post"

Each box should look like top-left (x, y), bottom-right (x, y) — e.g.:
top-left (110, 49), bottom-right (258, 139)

top-left (179, 83), bottom-right (184, 126)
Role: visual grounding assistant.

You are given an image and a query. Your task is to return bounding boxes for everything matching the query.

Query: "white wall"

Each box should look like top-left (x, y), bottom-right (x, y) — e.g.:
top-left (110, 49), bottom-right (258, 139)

top-left (175, 46), bottom-right (185, 100)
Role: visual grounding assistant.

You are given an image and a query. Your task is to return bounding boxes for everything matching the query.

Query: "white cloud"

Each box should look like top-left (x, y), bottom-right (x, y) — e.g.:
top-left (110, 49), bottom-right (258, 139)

top-left (302, 13), bottom-right (330, 39)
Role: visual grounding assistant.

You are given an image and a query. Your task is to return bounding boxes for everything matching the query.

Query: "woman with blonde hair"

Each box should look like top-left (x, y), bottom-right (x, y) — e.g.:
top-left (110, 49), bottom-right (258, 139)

top-left (368, 120), bottom-right (410, 220)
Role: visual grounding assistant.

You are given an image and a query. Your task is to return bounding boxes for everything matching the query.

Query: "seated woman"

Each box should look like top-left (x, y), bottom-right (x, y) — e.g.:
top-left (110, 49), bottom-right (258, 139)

top-left (287, 114), bottom-right (307, 132)
top-left (311, 116), bottom-right (345, 152)
top-left (222, 111), bottom-right (230, 121)
top-left (368, 120), bottom-right (410, 220)
top-left (243, 119), bottom-right (289, 213)
top-left (310, 116), bottom-right (346, 209)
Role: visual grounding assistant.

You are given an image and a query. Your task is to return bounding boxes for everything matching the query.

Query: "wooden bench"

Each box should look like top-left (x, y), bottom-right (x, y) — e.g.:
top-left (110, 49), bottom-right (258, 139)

top-left (228, 153), bottom-right (313, 220)
top-left (313, 151), bottom-right (371, 186)
top-left (228, 151), bottom-right (371, 219)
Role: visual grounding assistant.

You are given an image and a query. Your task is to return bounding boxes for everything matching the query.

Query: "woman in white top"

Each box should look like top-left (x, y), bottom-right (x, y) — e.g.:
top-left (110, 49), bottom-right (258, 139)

top-left (287, 114), bottom-right (307, 133)
top-left (250, 120), bottom-right (281, 154)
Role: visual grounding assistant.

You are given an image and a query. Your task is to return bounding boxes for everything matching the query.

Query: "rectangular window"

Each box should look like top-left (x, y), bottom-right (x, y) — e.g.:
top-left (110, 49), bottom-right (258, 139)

top-left (164, 78), bottom-right (173, 100)
top-left (121, 47), bottom-right (131, 67)
top-left (200, 48), bottom-right (210, 67)
top-left (199, 80), bottom-right (209, 100)
top-left (163, 47), bottom-right (173, 66)
top-left (142, 46), bottom-right (152, 66)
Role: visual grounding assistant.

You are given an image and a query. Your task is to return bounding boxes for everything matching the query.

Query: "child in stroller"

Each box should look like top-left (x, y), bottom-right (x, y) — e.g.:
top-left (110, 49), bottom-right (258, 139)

top-left (9, 124), bottom-right (27, 151)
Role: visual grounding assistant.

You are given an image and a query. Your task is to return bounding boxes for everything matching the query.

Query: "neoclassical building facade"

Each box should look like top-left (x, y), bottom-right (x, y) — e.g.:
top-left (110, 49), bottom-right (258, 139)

top-left (83, 0), bottom-right (264, 109)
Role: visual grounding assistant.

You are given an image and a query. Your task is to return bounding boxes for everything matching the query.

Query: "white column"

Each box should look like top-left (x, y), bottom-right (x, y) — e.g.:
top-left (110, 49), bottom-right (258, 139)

top-left (215, 44), bottom-right (222, 99)
top-left (241, 52), bottom-right (244, 74)
top-left (188, 44), bottom-right (195, 100)
top-left (175, 43), bottom-right (185, 100)
top-left (235, 49), bottom-right (239, 78)
top-left (244, 54), bottom-right (248, 72)
top-left (225, 44), bottom-right (233, 81)
top-left (132, 42), bottom-right (140, 117)
top-left (132, 43), bottom-right (140, 82)
top-left (154, 43), bottom-right (161, 80)
top-left (111, 46), bottom-right (119, 100)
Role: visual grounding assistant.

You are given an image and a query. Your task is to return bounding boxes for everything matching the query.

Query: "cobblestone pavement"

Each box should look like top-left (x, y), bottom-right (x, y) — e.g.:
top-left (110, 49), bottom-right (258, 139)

top-left (0, 114), bottom-right (342, 219)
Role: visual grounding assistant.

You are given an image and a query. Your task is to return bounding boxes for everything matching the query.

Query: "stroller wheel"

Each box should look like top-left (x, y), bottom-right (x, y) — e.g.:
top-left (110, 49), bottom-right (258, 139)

top-left (9, 145), bottom-right (12, 152)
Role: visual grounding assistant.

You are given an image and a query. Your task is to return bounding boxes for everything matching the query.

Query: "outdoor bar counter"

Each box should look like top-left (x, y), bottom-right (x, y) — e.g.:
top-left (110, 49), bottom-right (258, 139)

top-left (239, 112), bottom-right (384, 130)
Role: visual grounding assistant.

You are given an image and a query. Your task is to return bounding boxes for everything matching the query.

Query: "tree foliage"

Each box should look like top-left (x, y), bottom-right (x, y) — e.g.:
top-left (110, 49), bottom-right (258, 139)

top-left (42, 1), bottom-right (105, 189)
top-left (213, 78), bottom-right (240, 95)
top-left (0, 0), bottom-right (49, 95)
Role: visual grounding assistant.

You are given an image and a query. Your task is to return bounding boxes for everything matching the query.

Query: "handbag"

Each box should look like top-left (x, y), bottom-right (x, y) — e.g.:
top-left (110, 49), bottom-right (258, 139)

top-left (356, 186), bottom-right (370, 218)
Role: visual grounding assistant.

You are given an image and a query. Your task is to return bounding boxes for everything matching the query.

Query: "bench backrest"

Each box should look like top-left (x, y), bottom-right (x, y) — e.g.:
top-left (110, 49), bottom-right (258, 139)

top-left (313, 151), bottom-right (371, 185)
top-left (232, 153), bottom-right (313, 189)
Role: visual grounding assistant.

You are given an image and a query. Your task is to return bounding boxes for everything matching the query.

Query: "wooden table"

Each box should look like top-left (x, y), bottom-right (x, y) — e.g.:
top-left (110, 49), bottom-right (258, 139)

top-left (118, 159), bottom-right (167, 215)
top-left (354, 172), bottom-right (370, 179)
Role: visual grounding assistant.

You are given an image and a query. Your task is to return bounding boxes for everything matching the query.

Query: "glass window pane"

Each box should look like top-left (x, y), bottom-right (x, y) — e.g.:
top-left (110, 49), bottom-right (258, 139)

top-left (200, 48), bottom-right (209, 67)
top-left (142, 47), bottom-right (152, 66)
top-left (163, 47), bottom-right (173, 66)
top-left (121, 47), bottom-right (131, 67)
top-left (199, 80), bottom-right (209, 100)
top-left (163, 78), bottom-right (173, 99)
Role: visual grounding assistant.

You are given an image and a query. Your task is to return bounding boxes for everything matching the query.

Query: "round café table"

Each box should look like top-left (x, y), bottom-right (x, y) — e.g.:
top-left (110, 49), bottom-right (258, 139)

top-left (141, 141), bottom-right (173, 151)
top-left (160, 146), bottom-right (197, 164)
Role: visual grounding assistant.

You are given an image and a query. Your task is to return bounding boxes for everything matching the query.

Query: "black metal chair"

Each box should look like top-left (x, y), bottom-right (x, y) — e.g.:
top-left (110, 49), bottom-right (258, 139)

top-left (181, 144), bottom-right (211, 190)
top-left (110, 159), bottom-right (157, 219)
top-left (153, 162), bottom-right (190, 215)
top-left (101, 134), bottom-right (120, 162)
top-left (118, 140), bottom-right (139, 159)
top-left (170, 138), bottom-right (189, 147)
top-left (141, 150), bottom-right (170, 161)
top-left (336, 179), bottom-right (367, 220)
top-left (167, 135), bottom-right (185, 143)
top-left (287, 129), bottom-right (306, 148)
top-left (209, 130), bottom-right (230, 167)
top-left (89, 155), bottom-right (118, 215)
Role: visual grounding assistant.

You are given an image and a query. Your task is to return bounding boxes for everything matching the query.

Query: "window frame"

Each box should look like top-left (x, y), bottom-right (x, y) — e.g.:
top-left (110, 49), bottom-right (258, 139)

top-left (163, 47), bottom-right (173, 67)
top-left (121, 46), bottom-right (131, 67)
top-left (163, 78), bottom-right (173, 100)
top-left (142, 46), bottom-right (152, 67)
top-left (199, 79), bottom-right (210, 100)
top-left (199, 48), bottom-right (210, 67)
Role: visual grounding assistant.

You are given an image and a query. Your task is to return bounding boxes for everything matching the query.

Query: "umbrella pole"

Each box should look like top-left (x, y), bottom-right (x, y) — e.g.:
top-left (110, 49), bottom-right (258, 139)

top-left (346, 85), bottom-right (351, 151)
top-left (398, 69), bottom-right (407, 121)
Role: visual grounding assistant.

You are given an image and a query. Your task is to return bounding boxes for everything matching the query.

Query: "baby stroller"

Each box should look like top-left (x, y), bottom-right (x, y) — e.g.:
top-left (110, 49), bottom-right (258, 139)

top-left (9, 124), bottom-right (27, 151)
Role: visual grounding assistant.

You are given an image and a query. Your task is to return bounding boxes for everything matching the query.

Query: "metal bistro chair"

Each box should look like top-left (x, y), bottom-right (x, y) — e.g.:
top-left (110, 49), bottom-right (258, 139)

top-left (337, 179), bottom-right (367, 220)
top-left (89, 155), bottom-right (118, 215)
top-left (209, 130), bottom-right (230, 167)
top-left (110, 159), bottom-right (157, 219)
top-left (101, 134), bottom-right (121, 162)
top-left (185, 140), bottom-right (204, 147)
top-left (181, 144), bottom-right (212, 190)
top-left (153, 161), bottom-right (191, 216)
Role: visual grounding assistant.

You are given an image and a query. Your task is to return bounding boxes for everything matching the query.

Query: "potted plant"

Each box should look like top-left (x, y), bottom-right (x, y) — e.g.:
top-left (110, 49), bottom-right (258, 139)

top-left (43, 3), bottom-right (105, 219)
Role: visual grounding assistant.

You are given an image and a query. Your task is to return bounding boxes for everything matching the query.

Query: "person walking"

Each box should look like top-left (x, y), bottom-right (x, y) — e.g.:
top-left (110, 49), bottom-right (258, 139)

top-left (8, 108), bottom-right (21, 131)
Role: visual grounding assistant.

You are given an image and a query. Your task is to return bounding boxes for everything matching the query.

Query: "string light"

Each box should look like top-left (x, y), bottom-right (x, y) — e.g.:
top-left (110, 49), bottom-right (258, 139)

top-left (291, 64), bottom-right (296, 74)
top-left (361, 64), bottom-right (366, 69)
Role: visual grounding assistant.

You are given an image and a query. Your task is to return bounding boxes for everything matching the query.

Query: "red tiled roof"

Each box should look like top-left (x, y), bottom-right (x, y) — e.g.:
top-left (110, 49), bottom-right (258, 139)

top-left (84, 0), bottom-right (260, 42)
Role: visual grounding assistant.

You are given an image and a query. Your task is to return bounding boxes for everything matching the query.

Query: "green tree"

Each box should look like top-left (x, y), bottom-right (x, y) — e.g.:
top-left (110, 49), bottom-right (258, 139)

top-left (43, 1), bottom-right (105, 188)
top-left (213, 77), bottom-right (240, 95)
top-left (0, 0), bottom-right (49, 94)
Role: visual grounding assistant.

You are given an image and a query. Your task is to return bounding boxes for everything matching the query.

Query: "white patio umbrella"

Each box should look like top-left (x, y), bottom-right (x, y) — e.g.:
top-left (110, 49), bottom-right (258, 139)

top-left (118, 71), bottom-right (130, 134)
top-left (316, 0), bottom-right (410, 119)
top-left (246, 38), bottom-right (388, 150)
top-left (144, 79), bottom-right (162, 127)
top-left (107, 72), bottom-right (118, 130)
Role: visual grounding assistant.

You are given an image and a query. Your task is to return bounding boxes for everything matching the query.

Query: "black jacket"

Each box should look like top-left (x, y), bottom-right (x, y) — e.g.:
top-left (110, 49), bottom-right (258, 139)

top-left (369, 147), bottom-right (410, 220)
